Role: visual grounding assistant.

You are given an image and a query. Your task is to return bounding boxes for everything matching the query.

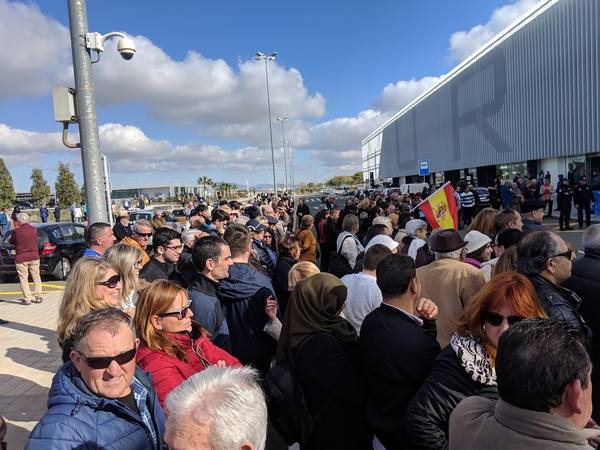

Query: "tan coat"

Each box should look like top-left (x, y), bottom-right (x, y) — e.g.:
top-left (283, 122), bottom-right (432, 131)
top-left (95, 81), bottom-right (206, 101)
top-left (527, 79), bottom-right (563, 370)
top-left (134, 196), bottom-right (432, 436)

top-left (416, 258), bottom-right (486, 347)
top-left (120, 236), bottom-right (150, 267)
top-left (296, 228), bottom-right (317, 263)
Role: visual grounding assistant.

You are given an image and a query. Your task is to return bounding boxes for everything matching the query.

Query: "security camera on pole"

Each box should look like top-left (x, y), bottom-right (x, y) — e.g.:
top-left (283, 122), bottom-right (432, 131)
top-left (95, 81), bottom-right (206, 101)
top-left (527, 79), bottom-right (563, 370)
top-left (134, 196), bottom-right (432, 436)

top-left (60, 0), bottom-right (136, 223)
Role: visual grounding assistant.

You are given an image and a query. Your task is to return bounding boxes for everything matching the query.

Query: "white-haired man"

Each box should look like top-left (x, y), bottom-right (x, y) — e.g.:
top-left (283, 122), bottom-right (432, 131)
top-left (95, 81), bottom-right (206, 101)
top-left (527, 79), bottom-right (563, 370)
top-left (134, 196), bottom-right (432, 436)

top-left (164, 367), bottom-right (267, 450)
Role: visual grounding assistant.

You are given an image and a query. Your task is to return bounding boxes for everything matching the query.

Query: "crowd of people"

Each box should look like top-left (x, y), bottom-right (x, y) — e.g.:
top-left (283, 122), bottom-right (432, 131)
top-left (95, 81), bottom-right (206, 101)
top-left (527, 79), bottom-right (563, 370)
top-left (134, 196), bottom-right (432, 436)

top-left (3, 181), bottom-right (600, 449)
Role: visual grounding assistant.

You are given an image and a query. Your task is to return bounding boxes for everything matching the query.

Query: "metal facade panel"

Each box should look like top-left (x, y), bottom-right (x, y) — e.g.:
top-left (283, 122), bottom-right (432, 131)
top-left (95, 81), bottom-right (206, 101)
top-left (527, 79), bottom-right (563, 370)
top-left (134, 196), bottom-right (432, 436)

top-left (376, 0), bottom-right (600, 179)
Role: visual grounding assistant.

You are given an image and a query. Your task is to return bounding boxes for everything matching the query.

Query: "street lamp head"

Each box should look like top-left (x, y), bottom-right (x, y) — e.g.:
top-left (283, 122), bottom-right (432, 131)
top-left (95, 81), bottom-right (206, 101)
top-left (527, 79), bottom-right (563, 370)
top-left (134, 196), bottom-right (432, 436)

top-left (270, 52), bottom-right (277, 58)
top-left (255, 51), bottom-right (265, 58)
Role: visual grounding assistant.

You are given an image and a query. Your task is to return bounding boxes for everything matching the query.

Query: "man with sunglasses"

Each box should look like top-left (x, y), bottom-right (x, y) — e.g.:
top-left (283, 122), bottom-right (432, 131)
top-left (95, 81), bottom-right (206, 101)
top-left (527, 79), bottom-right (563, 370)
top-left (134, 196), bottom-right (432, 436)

top-left (26, 308), bottom-right (165, 450)
top-left (121, 219), bottom-right (153, 267)
top-left (516, 230), bottom-right (591, 343)
top-left (140, 227), bottom-right (183, 283)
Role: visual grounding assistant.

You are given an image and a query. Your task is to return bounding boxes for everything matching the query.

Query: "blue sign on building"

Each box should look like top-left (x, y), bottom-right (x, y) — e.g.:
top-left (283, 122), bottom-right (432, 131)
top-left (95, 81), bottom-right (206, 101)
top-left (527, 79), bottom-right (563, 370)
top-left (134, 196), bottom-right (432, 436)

top-left (418, 160), bottom-right (430, 176)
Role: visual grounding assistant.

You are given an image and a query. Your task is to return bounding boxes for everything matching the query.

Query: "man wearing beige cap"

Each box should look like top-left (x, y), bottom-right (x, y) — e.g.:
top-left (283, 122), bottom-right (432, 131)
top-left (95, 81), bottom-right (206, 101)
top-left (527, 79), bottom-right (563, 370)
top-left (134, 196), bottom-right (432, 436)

top-left (416, 229), bottom-right (486, 347)
top-left (112, 209), bottom-right (132, 242)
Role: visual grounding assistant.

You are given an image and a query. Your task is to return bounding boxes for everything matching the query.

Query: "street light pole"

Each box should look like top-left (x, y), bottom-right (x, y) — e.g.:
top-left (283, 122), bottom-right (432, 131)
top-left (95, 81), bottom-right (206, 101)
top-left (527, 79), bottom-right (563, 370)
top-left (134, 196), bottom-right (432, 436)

top-left (256, 51), bottom-right (278, 197)
top-left (288, 140), bottom-right (294, 192)
top-left (276, 117), bottom-right (288, 193)
top-left (67, 0), bottom-right (108, 223)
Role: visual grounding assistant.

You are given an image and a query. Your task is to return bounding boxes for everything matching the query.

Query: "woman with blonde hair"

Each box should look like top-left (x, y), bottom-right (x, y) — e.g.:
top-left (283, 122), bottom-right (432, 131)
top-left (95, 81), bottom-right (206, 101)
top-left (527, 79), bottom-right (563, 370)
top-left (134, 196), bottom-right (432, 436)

top-left (135, 280), bottom-right (241, 406)
top-left (56, 257), bottom-right (122, 361)
top-left (288, 261), bottom-right (320, 291)
top-left (403, 272), bottom-right (547, 449)
top-left (296, 214), bottom-right (317, 263)
top-left (104, 242), bottom-right (144, 315)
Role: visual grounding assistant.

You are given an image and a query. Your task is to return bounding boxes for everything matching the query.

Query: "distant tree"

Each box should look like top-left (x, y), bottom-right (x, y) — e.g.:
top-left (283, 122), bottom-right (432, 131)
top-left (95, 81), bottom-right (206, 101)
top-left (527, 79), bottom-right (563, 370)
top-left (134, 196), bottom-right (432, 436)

top-left (30, 168), bottom-right (51, 207)
top-left (0, 158), bottom-right (15, 210)
top-left (326, 175), bottom-right (354, 187)
top-left (55, 162), bottom-right (80, 208)
top-left (197, 176), bottom-right (214, 200)
top-left (352, 171), bottom-right (364, 184)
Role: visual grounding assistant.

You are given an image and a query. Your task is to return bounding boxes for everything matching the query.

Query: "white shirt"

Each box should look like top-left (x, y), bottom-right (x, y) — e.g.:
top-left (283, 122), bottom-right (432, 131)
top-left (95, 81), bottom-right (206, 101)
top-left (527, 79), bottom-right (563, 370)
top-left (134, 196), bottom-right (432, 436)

top-left (341, 272), bottom-right (382, 335)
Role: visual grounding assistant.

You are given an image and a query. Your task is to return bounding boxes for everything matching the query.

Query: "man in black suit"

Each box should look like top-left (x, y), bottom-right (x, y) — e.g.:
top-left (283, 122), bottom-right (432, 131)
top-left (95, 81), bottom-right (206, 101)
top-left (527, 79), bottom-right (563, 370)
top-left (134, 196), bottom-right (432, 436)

top-left (360, 254), bottom-right (441, 449)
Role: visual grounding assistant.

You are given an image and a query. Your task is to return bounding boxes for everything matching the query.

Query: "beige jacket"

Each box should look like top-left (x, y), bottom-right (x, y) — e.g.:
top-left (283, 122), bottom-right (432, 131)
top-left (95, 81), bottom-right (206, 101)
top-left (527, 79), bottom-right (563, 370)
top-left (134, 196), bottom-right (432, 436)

top-left (416, 258), bottom-right (486, 347)
top-left (449, 396), bottom-right (600, 450)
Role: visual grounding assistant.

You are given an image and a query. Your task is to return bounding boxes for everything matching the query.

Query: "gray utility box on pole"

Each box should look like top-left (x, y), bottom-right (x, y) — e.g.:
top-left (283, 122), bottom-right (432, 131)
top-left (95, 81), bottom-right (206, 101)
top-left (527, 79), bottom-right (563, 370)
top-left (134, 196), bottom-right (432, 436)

top-left (52, 87), bottom-right (78, 123)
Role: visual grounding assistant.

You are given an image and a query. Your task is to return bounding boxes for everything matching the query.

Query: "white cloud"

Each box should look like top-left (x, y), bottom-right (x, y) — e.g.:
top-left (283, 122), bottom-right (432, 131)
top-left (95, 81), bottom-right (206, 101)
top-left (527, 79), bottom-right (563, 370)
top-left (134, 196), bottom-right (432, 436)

top-left (447, 0), bottom-right (541, 62)
top-left (0, 124), bottom-right (66, 164)
top-left (0, 0), bottom-right (72, 98)
top-left (375, 76), bottom-right (443, 113)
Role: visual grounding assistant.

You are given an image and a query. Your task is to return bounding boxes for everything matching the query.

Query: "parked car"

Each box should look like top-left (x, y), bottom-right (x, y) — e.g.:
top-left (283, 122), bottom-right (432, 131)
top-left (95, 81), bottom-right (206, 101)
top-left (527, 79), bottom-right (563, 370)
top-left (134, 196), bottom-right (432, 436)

top-left (13, 200), bottom-right (35, 209)
top-left (476, 187), bottom-right (491, 208)
top-left (0, 223), bottom-right (86, 282)
top-left (128, 208), bottom-right (184, 233)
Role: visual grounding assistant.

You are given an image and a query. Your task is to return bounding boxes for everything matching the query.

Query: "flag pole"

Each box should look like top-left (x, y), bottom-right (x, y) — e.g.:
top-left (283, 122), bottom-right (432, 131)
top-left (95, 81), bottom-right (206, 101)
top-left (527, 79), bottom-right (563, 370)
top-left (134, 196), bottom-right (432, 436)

top-left (409, 181), bottom-right (453, 214)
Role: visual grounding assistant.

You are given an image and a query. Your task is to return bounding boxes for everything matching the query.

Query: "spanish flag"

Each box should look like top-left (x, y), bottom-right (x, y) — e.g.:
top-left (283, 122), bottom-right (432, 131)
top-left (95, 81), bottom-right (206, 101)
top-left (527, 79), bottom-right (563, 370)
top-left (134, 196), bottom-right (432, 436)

top-left (416, 182), bottom-right (459, 230)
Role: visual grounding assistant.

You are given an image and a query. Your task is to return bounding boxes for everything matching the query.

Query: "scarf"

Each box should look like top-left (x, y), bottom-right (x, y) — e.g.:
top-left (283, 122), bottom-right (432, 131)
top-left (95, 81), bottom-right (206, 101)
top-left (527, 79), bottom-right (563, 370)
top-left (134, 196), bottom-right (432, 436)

top-left (276, 273), bottom-right (357, 360)
top-left (407, 238), bottom-right (426, 260)
top-left (450, 333), bottom-right (497, 386)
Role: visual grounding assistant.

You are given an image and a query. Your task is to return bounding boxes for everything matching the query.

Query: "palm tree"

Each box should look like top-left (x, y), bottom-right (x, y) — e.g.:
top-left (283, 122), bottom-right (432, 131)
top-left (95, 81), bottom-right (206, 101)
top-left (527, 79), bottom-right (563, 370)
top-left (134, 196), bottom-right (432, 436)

top-left (196, 176), bottom-right (213, 200)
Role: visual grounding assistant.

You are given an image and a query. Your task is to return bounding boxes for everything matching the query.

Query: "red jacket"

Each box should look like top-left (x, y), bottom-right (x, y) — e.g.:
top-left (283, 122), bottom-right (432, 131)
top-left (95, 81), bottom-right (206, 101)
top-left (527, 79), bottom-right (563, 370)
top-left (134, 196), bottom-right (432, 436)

top-left (136, 331), bottom-right (242, 407)
top-left (9, 223), bottom-right (39, 264)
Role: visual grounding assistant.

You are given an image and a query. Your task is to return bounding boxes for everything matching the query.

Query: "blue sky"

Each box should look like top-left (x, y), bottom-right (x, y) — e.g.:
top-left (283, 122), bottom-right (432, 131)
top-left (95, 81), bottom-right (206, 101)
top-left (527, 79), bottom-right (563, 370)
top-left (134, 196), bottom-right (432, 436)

top-left (0, 0), bottom-right (540, 192)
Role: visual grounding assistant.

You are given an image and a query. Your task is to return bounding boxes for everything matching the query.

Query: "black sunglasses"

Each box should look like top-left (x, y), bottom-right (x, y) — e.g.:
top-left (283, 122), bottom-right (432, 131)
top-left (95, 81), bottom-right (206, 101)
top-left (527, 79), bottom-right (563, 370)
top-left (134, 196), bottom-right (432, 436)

top-left (79, 347), bottom-right (137, 369)
top-left (134, 232), bottom-right (153, 237)
top-left (158, 300), bottom-right (192, 320)
top-left (550, 250), bottom-right (575, 261)
top-left (97, 274), bottom-right (121, 289)
top-left (483, 311), bottom-right (523, 327)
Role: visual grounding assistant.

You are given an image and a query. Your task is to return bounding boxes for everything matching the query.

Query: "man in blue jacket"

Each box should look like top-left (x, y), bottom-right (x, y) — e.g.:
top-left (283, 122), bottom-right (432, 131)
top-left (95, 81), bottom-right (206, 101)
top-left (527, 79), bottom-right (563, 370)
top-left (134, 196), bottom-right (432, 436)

top-left (26, 308), bottom-right (165, 450)
top-left (219, 223), bottom-right (278, 375)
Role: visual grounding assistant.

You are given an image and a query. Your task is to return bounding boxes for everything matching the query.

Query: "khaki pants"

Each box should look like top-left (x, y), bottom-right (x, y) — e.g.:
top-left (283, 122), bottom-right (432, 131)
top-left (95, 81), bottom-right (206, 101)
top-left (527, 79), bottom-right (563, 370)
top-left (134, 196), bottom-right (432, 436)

top-left (15, 259), bottom-right (42, 302)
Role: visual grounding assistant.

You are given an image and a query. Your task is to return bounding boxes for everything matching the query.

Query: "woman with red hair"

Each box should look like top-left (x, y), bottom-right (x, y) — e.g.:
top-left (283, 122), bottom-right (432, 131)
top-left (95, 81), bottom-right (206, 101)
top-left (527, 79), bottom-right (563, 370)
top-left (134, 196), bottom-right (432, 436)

top-left (402, 272), bottom-right (547, 449)
top-left (134, 280), bottom-right (241, 407)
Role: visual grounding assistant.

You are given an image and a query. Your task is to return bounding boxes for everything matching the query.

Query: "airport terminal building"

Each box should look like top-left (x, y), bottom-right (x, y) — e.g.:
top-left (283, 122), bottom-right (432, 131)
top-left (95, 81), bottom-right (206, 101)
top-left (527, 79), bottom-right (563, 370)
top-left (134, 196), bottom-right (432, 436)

top-left (361, 0), bottom-right (600, 188)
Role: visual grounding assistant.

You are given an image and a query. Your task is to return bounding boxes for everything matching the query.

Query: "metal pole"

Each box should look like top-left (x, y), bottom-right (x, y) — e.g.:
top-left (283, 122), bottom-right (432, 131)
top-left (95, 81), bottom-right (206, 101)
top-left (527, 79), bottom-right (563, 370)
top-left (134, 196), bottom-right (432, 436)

top-left (279, 118), bottom-right (288, 193)
top-left (289, 142), bottom-right (294, 192)
top-left (101, 154), bottom-right (113, 227)
top-left (263, 59), bottom-right (277, 197)
top-left (67, 0), bottom-right (107, 223)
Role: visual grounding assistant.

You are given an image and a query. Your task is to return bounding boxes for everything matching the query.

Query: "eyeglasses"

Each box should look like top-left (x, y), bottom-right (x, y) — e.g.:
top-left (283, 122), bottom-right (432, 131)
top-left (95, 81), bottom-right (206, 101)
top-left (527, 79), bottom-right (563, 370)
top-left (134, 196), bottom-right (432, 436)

top-left (483, 311), bottom-right (524, 327)
top-left (134, 231), bottom-right (152, 238)
top-left (164, 244), bottom-right (184, 252)
top-left (97, 274), bottom-right (121, 289)
top-left (158, 300), bottom-right (192, 320)
top-left (79, 347), bottom-right (136, 370)
top-left (550, 250), bottom-right (575, 261)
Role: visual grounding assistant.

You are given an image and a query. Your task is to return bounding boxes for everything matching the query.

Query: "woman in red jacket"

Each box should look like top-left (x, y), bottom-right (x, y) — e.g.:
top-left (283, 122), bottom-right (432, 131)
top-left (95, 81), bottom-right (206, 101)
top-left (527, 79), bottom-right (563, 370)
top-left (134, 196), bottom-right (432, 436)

top-left (134, 279), bottom-right (241, 407)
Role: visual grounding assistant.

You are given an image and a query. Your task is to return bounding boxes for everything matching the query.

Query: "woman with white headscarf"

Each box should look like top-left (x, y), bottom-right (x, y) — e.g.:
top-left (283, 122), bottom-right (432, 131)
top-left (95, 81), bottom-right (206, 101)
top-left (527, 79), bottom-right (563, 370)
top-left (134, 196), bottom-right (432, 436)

top-left (401, 219), bottom-right (434, 267)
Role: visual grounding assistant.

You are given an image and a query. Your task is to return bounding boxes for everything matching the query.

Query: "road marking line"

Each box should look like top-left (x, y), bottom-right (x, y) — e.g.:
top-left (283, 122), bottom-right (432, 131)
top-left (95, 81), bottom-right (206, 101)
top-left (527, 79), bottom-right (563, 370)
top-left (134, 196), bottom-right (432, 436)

top-left (41, 283), bottom-right (65, 289)
top-left (0, 290), bottom-right (56, 295)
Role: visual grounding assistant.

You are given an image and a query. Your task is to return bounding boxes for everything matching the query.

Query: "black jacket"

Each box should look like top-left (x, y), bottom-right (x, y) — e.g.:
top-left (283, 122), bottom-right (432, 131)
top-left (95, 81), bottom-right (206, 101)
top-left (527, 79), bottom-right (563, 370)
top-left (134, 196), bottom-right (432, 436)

top-left (112, 221), bottom-right (132, 242)
top-left (272, 256), bottom-right (295, 315)
top-left (402, 346), bottom-right (499, 450)
top-left (563, 250), bottom-right (600, 421)
top-left (217, 263), bottom-right (277, 374)
top-left (252, 239), bottom-right (275, 277)
top-left (521, 218), bottom-right (543, 235)
top-left (139, 257), bottom-right (176, 282)
top-left (360, 303), bottom-right (440, 449)
top-left (294, 333), bottom-right (371, 450)
top-left (325, 217), bottom-right (340, 250)
top-left (176, 247), bottom-right (196, 288)
top-left (556, 184), bottom-right (573, 208)
top-left (401, 236), bottom-right (435, 268)
top-left (574, 184), bottom-right (594, 207)
top-left (529, 274), bottom-right (591, 342)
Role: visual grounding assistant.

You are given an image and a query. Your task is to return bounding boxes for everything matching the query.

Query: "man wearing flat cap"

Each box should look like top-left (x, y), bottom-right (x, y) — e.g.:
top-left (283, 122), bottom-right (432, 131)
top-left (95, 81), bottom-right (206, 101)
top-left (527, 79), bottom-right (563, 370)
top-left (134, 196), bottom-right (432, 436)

top-left (416, 229), bottom-right (486, 347)
top-left (520, 199), bottom-right (546, 235)
top-left (112, 209), bottom-right (132, 242)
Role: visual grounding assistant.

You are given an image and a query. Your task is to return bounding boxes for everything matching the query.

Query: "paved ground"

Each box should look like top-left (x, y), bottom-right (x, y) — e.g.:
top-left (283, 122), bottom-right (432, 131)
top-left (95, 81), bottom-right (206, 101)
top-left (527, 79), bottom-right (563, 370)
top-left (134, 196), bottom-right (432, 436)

top-left (0, 283), bottom-right (64, 449)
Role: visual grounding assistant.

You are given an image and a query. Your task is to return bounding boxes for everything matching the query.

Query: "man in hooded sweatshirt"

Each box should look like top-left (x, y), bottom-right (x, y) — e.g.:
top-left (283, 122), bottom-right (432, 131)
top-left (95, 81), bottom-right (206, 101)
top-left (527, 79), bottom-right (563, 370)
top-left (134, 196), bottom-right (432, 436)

top-left (218, 223), bottom-right (278, 375)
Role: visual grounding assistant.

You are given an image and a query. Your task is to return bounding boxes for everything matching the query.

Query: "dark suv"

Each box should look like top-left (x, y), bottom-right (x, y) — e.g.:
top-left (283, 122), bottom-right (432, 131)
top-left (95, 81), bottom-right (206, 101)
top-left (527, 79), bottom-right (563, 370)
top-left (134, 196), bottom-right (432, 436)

top-left (0, 223), bottom-right (86, 282)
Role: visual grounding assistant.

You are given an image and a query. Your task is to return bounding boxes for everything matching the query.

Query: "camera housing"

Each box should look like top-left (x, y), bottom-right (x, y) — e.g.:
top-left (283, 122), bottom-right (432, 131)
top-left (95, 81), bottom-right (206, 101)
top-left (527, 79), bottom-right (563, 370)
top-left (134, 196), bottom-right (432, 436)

top-left (117, 37), bottom-right (136, 60)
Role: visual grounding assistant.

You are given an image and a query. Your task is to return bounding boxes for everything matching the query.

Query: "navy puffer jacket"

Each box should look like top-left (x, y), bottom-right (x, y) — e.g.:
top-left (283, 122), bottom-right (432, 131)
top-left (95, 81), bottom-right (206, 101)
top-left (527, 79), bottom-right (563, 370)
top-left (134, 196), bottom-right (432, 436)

top-left (26, 362), bottom-right (165, 450)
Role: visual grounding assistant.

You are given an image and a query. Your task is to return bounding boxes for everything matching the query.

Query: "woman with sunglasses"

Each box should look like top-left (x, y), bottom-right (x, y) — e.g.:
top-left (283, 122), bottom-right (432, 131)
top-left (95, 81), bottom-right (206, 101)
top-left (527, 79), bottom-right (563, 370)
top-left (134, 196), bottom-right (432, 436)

top-left (56, 257), bottom-right (123, 362)
top-left (402, 272), bottom-right (546, 450)
top-left (104, 243), bottom-right (145, 316)
top-left (134, 280), bottom-right (241, 406)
